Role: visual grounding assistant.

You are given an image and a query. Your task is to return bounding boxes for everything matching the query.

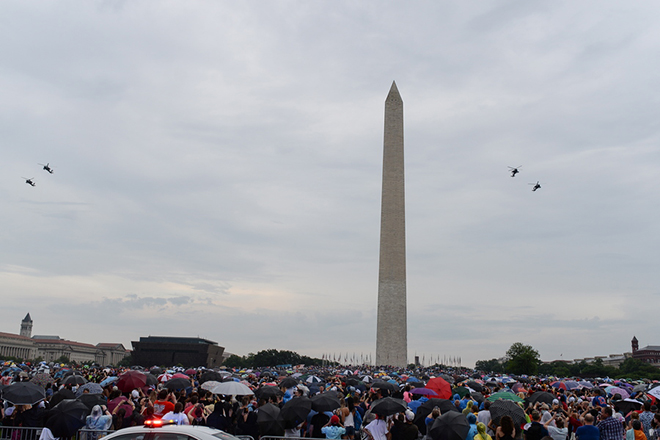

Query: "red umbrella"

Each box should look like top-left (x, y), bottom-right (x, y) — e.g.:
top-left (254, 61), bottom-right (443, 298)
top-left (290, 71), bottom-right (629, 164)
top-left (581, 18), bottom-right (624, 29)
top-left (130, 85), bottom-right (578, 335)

top-left (172, 373), bottom-right (189, 379)
top-left (426, 377), bottom-right (452, 399)
top-left (116, 370), bottom-right (147, 393)
top-left (185, 369), bottom-right (197, 376)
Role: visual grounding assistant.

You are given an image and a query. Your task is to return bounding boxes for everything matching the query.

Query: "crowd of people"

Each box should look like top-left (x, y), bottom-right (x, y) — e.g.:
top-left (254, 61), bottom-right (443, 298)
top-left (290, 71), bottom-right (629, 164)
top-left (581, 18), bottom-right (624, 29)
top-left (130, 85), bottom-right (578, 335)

top-left (1, 361), bottom-right (659, 440)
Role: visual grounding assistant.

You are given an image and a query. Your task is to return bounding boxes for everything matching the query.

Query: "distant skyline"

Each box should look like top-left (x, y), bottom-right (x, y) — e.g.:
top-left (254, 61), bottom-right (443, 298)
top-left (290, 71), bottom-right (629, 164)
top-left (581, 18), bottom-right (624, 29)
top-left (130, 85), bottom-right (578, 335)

top-left (2, 1), bottom-right (660, 368)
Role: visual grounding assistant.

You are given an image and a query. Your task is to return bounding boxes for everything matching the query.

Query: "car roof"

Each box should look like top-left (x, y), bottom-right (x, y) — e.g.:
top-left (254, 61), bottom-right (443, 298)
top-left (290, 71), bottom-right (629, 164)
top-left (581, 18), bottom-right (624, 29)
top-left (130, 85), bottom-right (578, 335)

top-left (103, 425), bottom-right (239, 440)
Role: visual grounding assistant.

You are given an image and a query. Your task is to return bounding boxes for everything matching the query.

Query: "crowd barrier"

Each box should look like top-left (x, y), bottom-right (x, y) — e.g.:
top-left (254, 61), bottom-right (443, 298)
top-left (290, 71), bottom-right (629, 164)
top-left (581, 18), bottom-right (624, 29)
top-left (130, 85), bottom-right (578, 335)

top-left (0, 428), bottom-right (254, 440)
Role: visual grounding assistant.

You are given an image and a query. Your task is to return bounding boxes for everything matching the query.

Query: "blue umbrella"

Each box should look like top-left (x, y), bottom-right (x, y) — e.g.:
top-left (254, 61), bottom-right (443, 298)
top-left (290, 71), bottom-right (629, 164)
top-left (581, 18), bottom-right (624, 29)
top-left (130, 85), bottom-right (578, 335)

top-left (75, 382), bottom-right (103, 397)
top-left (100, 376), bottom-right (118, 387)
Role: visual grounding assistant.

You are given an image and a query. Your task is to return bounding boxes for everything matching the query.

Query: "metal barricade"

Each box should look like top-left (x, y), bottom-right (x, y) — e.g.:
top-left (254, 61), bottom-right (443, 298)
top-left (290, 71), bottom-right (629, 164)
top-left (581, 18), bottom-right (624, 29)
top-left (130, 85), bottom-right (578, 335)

top-left (0, 426), bottom-right (43, 440)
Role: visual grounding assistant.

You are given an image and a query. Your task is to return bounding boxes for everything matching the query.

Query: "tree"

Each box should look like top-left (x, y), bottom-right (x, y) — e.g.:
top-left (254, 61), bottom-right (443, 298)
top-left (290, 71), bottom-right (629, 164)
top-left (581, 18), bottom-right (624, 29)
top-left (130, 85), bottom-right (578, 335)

top-left (475, 359), bottom-right (504, 373)
top-left (505, 342), bottom-right (540, 375)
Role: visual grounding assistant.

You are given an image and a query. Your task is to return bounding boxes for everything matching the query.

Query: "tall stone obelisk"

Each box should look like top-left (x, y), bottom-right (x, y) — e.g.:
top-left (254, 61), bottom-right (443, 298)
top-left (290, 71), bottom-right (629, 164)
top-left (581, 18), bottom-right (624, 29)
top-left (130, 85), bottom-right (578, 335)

top-left (376, 81), bottom-right (407, 367)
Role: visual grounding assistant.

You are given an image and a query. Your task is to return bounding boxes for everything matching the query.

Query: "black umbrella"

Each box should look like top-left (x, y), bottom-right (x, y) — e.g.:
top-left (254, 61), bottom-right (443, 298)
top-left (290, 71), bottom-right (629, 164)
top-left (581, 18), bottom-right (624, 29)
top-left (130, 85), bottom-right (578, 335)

top-left (489, 399), bottom-right (527, 426)
top-left (77, 393), bottom-right (107, 412)
top-left (50, 389), bottom-right (76, 408)
top-left (429, 411), bottom-right (469, 440)
top-left (281, 397), bottom-right (312, 428)
top-left (372, 381), bottom-right (399, 392)
top-left (149, 367), bottom-right (163, 375)
top-left (200, 371), bottom-right (226, 384)
top-left (310, 391), bottom-right (341, 412)
top-left (62, 375), bottom-right (87, 386)
top-left (370, 397), bottom-right (407, 416)
top-left (614, 399), bottom-right (643, 416)
top-left (2, 382), bottom-right (46, 405)
top-left (145, 373), bottom-right (159, 386)
top-left (46, 399), bottom-right (89, 437)
top-left (413, 398), bottom-right (460, 435)
top-left (280, 378), bottom-right (299, 389)
top-left (255, 385), bottom-right (283, 400)
top-left (257, 402), bottom-right (284, 436)
top-left (466, 381), bottom-right (483, 392)
top-left (470, 392), bottom-right (485, 403)
top-left (165, 377), bottom-right (190, 390)
top-left (525, 391), bottom-right (555, 406)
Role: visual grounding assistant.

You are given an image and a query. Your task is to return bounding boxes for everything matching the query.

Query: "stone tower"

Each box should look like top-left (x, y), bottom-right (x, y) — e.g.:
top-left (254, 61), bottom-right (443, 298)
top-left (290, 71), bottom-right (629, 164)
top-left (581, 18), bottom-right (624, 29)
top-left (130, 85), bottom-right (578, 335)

top-left (20, 313), bottom-right (33, 338)
top-left (376, 81), bottom-right (407, 367)
top-left (632, 336), bottom-right (639, 353)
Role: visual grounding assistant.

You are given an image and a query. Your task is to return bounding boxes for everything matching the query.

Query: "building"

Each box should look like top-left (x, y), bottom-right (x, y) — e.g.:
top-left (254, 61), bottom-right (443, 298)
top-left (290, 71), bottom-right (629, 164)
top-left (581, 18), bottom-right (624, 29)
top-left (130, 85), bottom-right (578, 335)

top-left (631, 336), bottom-right (660, 365)
top-left (0, 313), bottom-right (128, 365)
top-left (131, 336), bottom-right (225, 368)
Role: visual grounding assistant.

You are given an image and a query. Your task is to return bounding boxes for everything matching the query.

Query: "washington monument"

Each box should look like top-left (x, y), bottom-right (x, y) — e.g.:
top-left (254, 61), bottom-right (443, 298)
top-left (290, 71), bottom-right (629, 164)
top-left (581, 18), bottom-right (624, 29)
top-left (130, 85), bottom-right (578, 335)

top-left (376, 81), bottom-right (407, 367)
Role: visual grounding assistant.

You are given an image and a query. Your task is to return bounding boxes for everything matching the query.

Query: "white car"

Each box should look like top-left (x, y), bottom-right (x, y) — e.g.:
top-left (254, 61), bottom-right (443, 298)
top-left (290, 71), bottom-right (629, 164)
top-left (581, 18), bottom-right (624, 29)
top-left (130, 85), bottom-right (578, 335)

top-left (100, 423), bottom-right (245, 440)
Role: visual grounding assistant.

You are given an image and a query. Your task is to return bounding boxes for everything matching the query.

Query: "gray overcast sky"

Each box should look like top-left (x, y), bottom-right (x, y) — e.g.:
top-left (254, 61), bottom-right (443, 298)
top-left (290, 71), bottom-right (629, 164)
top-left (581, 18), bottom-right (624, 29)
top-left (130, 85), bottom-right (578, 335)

top-left (2, 1), bottom-right (659, 367)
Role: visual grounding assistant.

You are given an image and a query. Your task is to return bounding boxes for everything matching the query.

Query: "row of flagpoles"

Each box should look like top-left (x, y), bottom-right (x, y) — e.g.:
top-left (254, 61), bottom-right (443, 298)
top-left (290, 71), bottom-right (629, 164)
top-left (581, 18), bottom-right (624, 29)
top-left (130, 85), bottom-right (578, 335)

top-left (319, 353), bottom-right (463, 368)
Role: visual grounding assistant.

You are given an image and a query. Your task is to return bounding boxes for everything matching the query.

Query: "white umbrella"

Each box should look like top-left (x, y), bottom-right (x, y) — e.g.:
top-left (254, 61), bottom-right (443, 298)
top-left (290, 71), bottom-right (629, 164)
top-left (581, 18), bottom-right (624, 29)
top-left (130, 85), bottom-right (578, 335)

top-left (202, 381), bottom-right (254, 395)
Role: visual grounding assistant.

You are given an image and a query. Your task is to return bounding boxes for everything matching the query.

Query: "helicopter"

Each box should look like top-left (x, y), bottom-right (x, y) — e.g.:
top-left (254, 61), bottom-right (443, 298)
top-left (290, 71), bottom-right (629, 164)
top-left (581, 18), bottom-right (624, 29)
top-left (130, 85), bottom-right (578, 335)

top-left (508, 165), bottom-right (522, 177)
top-left (38, 163), bottom-right (54, 174)
top-left (529, 181), bottom-right (541, 191)
top-left (22, 177), bottom-right (36, 187)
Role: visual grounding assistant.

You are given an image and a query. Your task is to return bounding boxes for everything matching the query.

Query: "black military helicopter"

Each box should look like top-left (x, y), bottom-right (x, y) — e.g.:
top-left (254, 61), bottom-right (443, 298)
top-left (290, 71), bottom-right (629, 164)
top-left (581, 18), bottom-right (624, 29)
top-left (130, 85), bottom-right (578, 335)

top-left (529, 181), bottom-right (541, 191)
top-left (508, 165), bottom-right (522, 177)
top-left (39, 163), bottom-right (54, 174)
top-left (23, 177), bottom-right (36, 187)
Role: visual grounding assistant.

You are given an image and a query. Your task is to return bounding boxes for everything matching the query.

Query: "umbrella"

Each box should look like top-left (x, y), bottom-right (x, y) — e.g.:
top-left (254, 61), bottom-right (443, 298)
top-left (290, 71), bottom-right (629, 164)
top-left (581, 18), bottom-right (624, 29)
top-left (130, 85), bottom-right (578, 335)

top-left (165, 377), bottom-right (190, 390)
top-left (413, 398), bottom-right (460, 434)
top-left (46, 399), bottom-right (89, 437)
top-left (158, 373), bottom-right (173, 382)
top-left (255, 385), bottom-right (283, 400)
top-left (525, 391), bottom-right (555, 406)
top-left (370, 397), bottom-right (408, 416)
top-left (204, 381), bottom-right (254, 395)
top-left (257, 402), bottom-right (284, 436)
top-left (172, 373), bottom-right (189, 380)
top-left (116, 370), bottom-right (147, 393)
top-left (633, 384), bottom-right (647, 393)
top-left (372, 381), bottom-right (399, 392)
top-left (62, 375), bottom-right (87, 386)
top-left (99, 376), bottom-right (118, 387)
top-left (281, 397), bottom-right (312, 428)
top-left (410, 388), bottom-right (438, 397)
top-left (489, 399), bottom-right (527, 426)
top-left (280, 378), bottom-right (299, 389)
top-left (429, 411), bottom-right (469, 440)
top-left (614, 399), bottom-right (642, 416)
top-left (200, 370), bottom-right (226, 384)
top-left (466, 381), bottom-right (483, 392)
top-left (605, 386), bottom-right (630, 399)
top-left (77, 393), bottom-right (107, 412)
top-left (440, 374), bottom-right (455, 384)
top-left (487, 392), bottom-right (523, 402)
top-left (2, 382), bottom-right (46, 405)
top-left (470, 392), bottom-right (485, 403)
top-left (453, 386), bottom-right (470, 398)
top-left (310, 391), bottom-right (341, 412)
top-left (185, 369), bottom-right (197, 376)
top-left (75, 383), bottom-right (103, 397)
top-left (145, 373), bottom-right (158, 386)
top-left (149, 367), bottom-right (163, 375)
top-left (426, 377), bottom-right (452, 399)
top-left (578, 381), bottom-right (594, 389)
top-left (31, 373), bottom-right (54, 388)
top-left (50, 389), bottom-right (76, 407)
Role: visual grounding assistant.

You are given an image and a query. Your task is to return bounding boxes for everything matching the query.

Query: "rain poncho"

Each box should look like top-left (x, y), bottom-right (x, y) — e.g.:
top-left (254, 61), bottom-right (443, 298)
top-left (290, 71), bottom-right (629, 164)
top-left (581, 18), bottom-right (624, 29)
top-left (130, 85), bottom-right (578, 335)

top-left (475, 422), bottom-right (492, 440)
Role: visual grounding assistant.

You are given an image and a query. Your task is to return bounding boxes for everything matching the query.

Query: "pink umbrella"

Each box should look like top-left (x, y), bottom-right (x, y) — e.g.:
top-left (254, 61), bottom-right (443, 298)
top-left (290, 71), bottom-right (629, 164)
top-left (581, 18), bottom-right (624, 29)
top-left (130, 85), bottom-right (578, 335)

top-left (172, 373), bottom-right (189, 379)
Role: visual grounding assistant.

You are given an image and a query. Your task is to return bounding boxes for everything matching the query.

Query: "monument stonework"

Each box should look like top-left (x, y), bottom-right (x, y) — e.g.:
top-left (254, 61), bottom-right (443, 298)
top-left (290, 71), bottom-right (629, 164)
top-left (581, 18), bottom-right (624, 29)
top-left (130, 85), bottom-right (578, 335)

top-left (376, 82), bottom-right (408, 367)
